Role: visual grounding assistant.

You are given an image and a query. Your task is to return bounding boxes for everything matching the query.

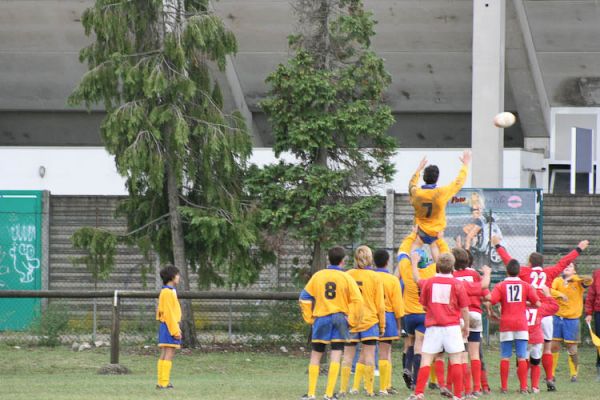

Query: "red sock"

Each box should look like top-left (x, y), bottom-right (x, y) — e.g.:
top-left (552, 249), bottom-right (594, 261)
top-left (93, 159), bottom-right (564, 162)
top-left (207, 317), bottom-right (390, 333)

top-left (471, 360), bottom-right (482, 392)
top-left (500, 359), bottom-right (510, 391)
top-left (517, 359), bottom-right (528, 390)
top-left (481, 365), bottom-right (489, 390)
top-left (463, 363), bottom-right (471, 394)
top-left (415, 366), bottom-right (431, 395)
top-left (451, 363), bottom-right (463, 398)
top-left (542, 353), bottom-right (553, 381)
top-left (531, 363), bottom-right (541, 390)
top-left (435, 359), bottom-right (446, 388)
top-left (446, 361), bottom-right (453, 392)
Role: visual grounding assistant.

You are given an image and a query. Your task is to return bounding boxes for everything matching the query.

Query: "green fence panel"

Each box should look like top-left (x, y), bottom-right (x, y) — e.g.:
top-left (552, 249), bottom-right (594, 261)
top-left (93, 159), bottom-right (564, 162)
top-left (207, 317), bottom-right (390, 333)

top-left (0, 191), bottom-right (43, 330)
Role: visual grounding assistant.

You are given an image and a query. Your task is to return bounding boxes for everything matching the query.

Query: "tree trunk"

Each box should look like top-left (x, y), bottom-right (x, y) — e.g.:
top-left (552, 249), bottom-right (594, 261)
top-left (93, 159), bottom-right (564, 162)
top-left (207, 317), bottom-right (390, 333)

top-left (310, 240), bottom-right (327, 274)
top-left (166, 158), bottom-right (198, 348)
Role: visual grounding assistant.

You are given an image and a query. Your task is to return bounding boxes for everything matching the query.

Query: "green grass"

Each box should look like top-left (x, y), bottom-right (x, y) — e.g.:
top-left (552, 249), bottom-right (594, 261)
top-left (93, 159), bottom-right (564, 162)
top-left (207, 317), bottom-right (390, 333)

top-left (1, 344), bottom-right (599, 399)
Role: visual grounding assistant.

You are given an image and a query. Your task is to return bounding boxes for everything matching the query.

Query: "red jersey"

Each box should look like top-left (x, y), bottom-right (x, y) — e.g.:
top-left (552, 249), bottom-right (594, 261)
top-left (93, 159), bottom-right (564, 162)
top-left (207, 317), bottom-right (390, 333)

top-left (496, 245), bottom-right (580, 289)
top-left (418, 274), bottom-right (470, 328)
top-left (490, 277), bottom-right (539, 332)
top-left (454, 269), bottom-right (487, 313)
top-left (527, 291), bottom-right (559, 344)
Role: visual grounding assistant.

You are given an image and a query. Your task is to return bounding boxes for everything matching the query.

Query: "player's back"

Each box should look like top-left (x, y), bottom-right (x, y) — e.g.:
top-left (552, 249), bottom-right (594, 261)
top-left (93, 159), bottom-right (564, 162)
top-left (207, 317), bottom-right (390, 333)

top-left (399, 257), bottom-right (436, 314)
top-left (491, 278), bottom-right (538, 332)
top-left (306, 268), bottom-right (357, 318)
top-left (347, 268), bottom-right (384, 331)
top-left (410, 186), bottom-right (449, 236)
top-left (376, 269), bottom-right (404, 316)
top-left (419, 274), bottom-right (469, 327)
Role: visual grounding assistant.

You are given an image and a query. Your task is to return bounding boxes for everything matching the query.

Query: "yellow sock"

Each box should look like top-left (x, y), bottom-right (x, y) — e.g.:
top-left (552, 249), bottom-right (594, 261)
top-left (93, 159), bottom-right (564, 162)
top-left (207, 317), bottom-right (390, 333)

top-left (161, 360), bottom-right (172, 387)
top-left (308, 364), bottom-right (320, 397)
top-left (379, 360), bottom-right (390, 391)
top-left (157, 359), bottom-right (163, 386)
top-left (325, 362), bottom-right (340, 397)
top-left (340, 366), bottom-right (352, 393)
top-left (352, 363), bottom-right (365, 392)
top-left (552, 352), bottom-right (559, 377)
top-left (430, 364), bottom-right (438, 384)
top-left (364, 365), bottom-right (375, 395)
top-left (568, 354), bottom-right (578, 377)
top-left (388, 361), bottom-right (393, 390)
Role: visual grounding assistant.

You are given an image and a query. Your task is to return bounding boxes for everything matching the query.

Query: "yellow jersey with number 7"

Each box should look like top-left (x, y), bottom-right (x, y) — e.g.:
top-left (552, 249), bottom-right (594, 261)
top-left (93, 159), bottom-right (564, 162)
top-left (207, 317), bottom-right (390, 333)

top-left (409, 164), bottom-right (468, 237)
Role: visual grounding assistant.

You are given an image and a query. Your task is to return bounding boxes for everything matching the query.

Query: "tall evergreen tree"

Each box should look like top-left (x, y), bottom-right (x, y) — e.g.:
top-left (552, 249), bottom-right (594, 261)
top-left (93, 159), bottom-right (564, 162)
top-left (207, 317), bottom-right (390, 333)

top-left (248, 0), bottom-right (397, 273)
top-left (70, 0), bottom-right (268, 347)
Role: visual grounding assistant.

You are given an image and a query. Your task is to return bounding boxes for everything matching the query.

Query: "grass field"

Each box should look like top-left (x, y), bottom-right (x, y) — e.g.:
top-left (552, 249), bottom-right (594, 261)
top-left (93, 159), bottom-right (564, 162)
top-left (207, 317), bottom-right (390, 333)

top-left (1, 343), bottom-right (600, 399)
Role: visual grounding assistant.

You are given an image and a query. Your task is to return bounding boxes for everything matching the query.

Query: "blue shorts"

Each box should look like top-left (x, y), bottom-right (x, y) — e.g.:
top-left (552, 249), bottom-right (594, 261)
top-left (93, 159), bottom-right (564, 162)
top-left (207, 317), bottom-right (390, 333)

top-left (418, 227), bottom-right (438, 245)
top-left (158, 322), bottom-right (181, 348)
top-left (381, 312), bottom-right (399, 340)
top-left (349, 323), bottom-right (380, 343)
top-left (404, 313), bottom-right (426, 335)
top-left (500, 339), bottom-right (528, 359)
top-left (553, 316), bottom-right (580, 343)
top-left (312, 313), bottom-right (350, 344)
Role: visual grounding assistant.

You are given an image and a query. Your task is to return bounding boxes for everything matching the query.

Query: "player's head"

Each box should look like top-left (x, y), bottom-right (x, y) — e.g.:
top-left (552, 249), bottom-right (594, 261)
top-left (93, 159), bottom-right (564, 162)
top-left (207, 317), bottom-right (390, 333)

top-left (160, 265), bottom-right (180, 285)
top-left (437, 253), bottom-right (455, 274)
top-left (563, 262), bottom-right (576, 278)
top-left (506, 259), bottom-right (520, 277)
top-left (423, 165), bottom-right (439, 184)
top-left (413, 248), bottom-right (432, 269)
top-left (328, 246), bottom-right (346, 266)
top-left (452, 248), bottom-right (469, 271)
top-left (354, 245), bottom-right (373, 269)
top-left (528, 252), bottom-right (543, 267)
top-left (373, 249), bottom-right (390, 269)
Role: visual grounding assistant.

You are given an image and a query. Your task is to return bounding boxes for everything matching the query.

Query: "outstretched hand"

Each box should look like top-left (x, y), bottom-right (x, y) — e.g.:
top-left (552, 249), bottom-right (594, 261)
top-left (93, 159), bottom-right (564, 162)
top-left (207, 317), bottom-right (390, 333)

top-left (481, 265), bottom-right (492, 276)
top-left (459, 149), bottom-right (472, 165)
top-left (417, 156), bottom-right (428, 171)
top-left (491, 235), bottom-right (502, 247)
top-left (578, 240), bottom-right (590, 251)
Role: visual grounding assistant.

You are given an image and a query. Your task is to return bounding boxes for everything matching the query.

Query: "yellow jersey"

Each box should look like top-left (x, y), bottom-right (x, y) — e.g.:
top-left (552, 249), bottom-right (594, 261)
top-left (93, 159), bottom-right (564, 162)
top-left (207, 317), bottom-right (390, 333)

top-left (552, 275), bottom-right (593, 319)
top-left (299, 266), bottom-right (364, 328)
top-left (409, 164), bottom-right (468, 236)
top-left (397, 232), bottom-right (449, 314)
top-left (346, 268), bottom-right (386, 333)
top-left (376, 268), bottom-right (405, 318)
top-left (156, 286), bottom-right (182, 337)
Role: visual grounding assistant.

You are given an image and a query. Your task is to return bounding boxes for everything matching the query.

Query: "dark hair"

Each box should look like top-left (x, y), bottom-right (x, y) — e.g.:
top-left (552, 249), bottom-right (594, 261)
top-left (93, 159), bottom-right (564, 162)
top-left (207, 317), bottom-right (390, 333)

top-left (452, 248), bottom-right (469, 270)
top-left (373, 249), bottom-right (390, 268)
top-left (466, 249), bottom-right (474, 267)
top-left (423, 165), bottom-right (439, 184)
top-left (529, 252), bottom-right (543, 267)
top-left (506, 259), bottom-right (520, 277)
top-left (160, 266), bottom-right (180, 285)
top-left (328, 246), bottom-right (346, 266)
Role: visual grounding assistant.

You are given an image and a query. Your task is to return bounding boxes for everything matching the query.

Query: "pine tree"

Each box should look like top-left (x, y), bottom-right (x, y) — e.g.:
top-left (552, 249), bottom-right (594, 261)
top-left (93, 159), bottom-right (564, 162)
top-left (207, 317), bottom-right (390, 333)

top-left (70, 0), bottom-right (268, 347)
top-left (248, 0), bottom-right (397, 273)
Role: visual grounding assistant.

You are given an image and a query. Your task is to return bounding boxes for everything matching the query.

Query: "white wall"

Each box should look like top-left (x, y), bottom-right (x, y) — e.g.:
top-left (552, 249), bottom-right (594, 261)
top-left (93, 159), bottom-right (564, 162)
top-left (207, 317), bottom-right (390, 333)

top-left (0, 147), bottom-right (543, 195)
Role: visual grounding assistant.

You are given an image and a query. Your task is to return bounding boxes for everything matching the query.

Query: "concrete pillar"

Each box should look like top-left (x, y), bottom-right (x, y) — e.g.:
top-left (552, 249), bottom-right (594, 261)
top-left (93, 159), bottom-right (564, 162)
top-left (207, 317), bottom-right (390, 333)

top-left (385, 189), bottom-right (395, 272)
top-left (41, 191), bottom-right (50, 309)
top-left (472, 1), bottom-right (506, 188)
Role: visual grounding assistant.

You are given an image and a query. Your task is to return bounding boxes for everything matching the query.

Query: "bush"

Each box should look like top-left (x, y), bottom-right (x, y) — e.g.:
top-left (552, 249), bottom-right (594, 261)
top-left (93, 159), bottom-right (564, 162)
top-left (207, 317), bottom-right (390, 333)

top-left (239, 300), bottom-right (306, 341)
top-left (32, 302), bottom-right (70, 347)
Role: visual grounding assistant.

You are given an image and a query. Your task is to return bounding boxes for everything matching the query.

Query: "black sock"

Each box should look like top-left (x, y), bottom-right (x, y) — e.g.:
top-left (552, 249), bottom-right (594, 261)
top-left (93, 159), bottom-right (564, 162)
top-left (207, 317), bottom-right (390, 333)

top-left (402, 352), bottom-right (407, 369)
top-left (413, 354), bottom-right (422, 385)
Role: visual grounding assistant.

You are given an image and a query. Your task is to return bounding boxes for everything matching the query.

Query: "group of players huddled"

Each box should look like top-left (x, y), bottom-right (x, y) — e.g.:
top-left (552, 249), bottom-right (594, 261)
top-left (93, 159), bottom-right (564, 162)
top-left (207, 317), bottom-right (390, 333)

top-left (298, 150), bottom-right (594, 400)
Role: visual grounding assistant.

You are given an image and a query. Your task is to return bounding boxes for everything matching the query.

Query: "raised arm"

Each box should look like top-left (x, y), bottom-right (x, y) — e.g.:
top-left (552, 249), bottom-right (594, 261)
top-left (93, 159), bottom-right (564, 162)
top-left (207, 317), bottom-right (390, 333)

top-left (409, 157), bottom-right (428, 196)
top-left (440, 150), bottom-right (471, 199)
top-left (545, 240), bottom-right (589, 281)
top-left (480, 265), bottom-right (492, 289)
top-left (492, 235), bottom-right (513, 266)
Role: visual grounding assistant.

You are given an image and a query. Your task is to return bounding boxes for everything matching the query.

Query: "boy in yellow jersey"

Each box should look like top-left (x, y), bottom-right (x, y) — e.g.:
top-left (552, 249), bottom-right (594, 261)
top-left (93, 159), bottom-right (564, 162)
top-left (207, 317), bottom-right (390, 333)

top-left (550, 262), bottom-right (593, 382)
top-left (408, 150), bottom-right (471, 261)
top-left (299, 246), bottom-right (364, 400)
top-left (397, 229), bottom-right (449, 390)
top-left (156, 266), bottom-right (182, 389)
top-left (373, 248), bottom-right (405, 395)
top-left (340, 246), bottom-right (385, 397)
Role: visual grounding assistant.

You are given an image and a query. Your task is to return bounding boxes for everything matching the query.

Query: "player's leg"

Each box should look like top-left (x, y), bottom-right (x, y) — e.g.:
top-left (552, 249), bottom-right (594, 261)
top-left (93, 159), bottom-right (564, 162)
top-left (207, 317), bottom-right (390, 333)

top-left (443, 325), bottom-right (467, 399)
top-left (157, 347), bottom-right (166, 387)
top-left (378, 341), bottom-right (392, 394)
top-left (341, 342), bottom-right (357, 395)
top-left (360, 340), bottom-right (378, 396)
top-left (403, 314), bottom-right (417, 389)
top-left (429, 241), bottom-right (440, 263)
top-left (499, 340), bottom-right (514, 393)
top-left (551, 316), bottom-right (564, 379)
top-left (433, 354), bottom-right (451, 397)
top-left (324, 344), bottom-right (343, 399)
top-left (515, 339), bottom-right (529, 393)
top-left (478, 341), bottom-right (490, 394)
top-left (160, 347), bottom-right (176, 388)
top-left (468, 338), bottom-right (482, 395)
top-left (529, 344), bottom-right (543, 393)
top-left (413, 331), bottom-right (425, 388)
top-left (541, 315), bottom-right (554, 385)
top-left (305, 345), bottom-right (325, 400)
top-left (565, 317), bottom-right (581, 382)
top-left (566, 343), bottom-right (579, 381)
top-left (414, 326), bottom-right (443, 397)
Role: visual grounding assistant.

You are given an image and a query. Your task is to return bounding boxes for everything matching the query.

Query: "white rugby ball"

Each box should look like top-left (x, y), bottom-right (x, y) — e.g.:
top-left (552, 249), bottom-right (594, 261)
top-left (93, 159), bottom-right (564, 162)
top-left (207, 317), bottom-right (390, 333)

top-left (493, 112), bottom-right (516, 128)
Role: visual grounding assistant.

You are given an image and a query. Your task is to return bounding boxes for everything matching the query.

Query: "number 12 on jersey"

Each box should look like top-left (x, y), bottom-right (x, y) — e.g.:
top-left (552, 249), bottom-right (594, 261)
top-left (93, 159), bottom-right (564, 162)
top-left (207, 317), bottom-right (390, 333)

top-left (506, 284), bottom-right (522, 302)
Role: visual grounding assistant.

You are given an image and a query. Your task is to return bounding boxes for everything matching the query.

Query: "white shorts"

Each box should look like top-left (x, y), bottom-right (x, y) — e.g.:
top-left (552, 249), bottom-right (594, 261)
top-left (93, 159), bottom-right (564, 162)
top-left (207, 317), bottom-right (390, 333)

top-left (542, 316), bottom-right (553, 341)
top-left (499, 330), bottom-right (529, 342)
top-left (422, 325), bottom-right (465, 355)
top-left (528, 343), bottom-right (543, 360)
top-left (469, 311), bottom-right (483, 332)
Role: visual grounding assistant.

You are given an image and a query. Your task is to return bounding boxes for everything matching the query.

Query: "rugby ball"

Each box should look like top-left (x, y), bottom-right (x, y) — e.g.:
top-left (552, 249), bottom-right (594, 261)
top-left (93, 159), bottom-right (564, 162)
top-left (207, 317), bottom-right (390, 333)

top-left (493, 112), bottom-right (516, 128)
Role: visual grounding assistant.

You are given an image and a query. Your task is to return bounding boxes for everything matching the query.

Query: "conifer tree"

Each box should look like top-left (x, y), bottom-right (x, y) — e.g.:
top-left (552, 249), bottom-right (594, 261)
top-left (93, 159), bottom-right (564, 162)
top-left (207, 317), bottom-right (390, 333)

top-left (248, 0), bottom-right (397, 273)
top-left (70, 0), bottom-right (267, 347)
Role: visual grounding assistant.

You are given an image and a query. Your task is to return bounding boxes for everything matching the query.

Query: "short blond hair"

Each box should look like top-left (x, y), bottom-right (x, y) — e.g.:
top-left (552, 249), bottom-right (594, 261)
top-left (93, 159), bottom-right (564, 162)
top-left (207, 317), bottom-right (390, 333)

top-left (437, 253), bottom-right (455, 274)
top-left (354, 246), bottom-right (373, 269)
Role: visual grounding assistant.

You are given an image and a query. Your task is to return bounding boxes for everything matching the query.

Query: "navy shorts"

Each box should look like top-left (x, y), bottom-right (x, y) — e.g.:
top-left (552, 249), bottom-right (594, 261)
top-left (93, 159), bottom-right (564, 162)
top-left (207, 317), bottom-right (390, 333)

top-left (404, 313), bottom-right (426, 335)
top-left (312, 313), bottom-right (350, 344)
top-left (349, 323), bottom-right (380, 343)
top-left (418, 227), bottom-right (438, 245)
top-left (553, 316), bottom-right (580, 343)
top-left (158, 322), bottom-right (181, 348)
top-left (381, 312), bottom-right (399, 340)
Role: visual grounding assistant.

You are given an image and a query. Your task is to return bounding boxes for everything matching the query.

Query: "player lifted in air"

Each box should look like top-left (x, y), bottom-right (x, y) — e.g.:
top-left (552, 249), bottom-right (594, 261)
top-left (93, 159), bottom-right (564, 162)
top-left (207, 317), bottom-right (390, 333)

top-left (299, 246), bottom-right (364, 400)
top-left (409, 150), bottom-right (471, 262)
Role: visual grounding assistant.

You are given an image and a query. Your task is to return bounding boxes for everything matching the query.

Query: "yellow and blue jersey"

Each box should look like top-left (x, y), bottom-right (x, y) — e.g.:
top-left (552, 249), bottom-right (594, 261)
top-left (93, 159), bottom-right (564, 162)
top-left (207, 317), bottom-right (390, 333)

top-left (409, 164), bottom-right (468, 236)
top-left (375, 267), bottom-right (405, 319)
top-left (397, 232), bottom-right (449, 315)
top-left (299, 266), bottom-right (364, 329)
top-left (156, 285), bottom-right (182, 347)
top-left (346, 268), bottom-right (386, 333)
top-left (552, 275), bottom-right (593, 319)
